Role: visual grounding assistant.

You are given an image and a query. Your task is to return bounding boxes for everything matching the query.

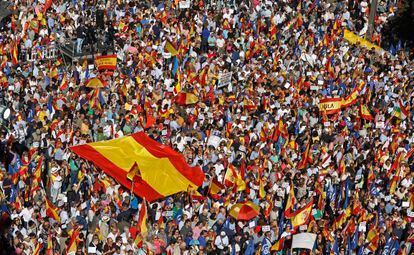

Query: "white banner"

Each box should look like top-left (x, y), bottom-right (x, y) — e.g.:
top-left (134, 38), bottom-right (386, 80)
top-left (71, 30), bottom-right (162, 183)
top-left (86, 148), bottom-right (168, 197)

top-left (291, 233), bottom-right (317, 250)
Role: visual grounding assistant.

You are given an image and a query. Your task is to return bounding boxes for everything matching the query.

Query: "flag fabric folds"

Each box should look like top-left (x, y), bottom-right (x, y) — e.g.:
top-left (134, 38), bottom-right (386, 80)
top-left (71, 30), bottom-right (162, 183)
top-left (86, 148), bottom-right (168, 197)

top-left (360, 104), bottom-right (374, 121)
top-left (175, 92), bottom-right (198, 106)
top-left (70, 132), bottom-right (204, 202)
top-left (45, 198), bottom-right (60, 221)
top-left (289, 199), bottom-right (313, 228)
top-left (137, 199), bottom-right (148, 234)
top-left (66, 227), bottom-right (80, 255)
top-left (165, 40), bottom-right (179, 56)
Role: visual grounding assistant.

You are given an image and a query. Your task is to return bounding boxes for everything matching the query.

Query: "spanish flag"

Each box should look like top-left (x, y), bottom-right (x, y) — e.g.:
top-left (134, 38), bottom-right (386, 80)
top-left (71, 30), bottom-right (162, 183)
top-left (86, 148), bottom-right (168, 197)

top-left (174, 92), bottom-right (198, 106)
top-left (297, 140), bottom-right (312, 170)
top-left (360, 104), bottom-right (374, 121)
top-left (66, 227), bottom-right (80, 254)
top-left (290, 199), bottom-right (313, 228)
top-left (70, 132), bottom-right (204, 202)
top-left (134, 233), bottom-right (143, 248)
top-left (46, 234), bottom-right (53, 255)
top-left (271, 237), bottom-right (285, 251)
top-left (165, 40), bottom-right (179, 56)
top-left (366, 226), bottom-right (379, 252)
top-left (33, 242), bottom-right (42, 255)
top-left (285, 183), bottom-right (296, 215)
top-left (224, 164), bottom-right (246, 191)
top-left (11, 41), bottom-right (18, 65)
top-left (45, 198), bottom-right (60, 221)
top-left (259, 177), bottom-right (266, 199)
top-left (95, 54), bottom-right (117, 70)
top-left (59, 74), bottom-right (68, 91)
top-left (319, 98), bottom-right (342, 115)
top-left (209, 178), bottom-right (224, 199)
top-left (33, 156), bottom-right (44, 181)
top-left (137, 199), bottom-right (148, 234)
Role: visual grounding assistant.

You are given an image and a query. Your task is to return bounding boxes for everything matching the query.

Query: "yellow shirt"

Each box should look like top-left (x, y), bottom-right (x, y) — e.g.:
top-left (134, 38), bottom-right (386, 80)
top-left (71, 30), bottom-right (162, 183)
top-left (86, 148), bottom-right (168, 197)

top-left (81, 122), bottom-right (89, 135)
top-left (38, 111), bottom-right (46, 122)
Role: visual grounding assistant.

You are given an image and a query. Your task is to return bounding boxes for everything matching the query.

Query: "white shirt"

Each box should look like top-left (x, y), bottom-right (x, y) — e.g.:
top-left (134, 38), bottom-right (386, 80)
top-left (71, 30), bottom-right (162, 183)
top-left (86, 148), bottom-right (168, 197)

top-left (214, 235), bottom-right (229, 250)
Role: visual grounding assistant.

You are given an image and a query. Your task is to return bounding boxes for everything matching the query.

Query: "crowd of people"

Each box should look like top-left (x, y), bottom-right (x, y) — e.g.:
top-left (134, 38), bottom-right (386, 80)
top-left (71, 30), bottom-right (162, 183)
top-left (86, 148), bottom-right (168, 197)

top-left (0, 0), bottom-right (413, 254)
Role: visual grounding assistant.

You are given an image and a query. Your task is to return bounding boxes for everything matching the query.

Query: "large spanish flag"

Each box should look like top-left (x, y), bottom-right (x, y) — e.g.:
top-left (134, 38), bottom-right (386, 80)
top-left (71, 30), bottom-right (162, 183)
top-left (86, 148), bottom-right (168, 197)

top-left (319, 98), bottom-right (342, 115)
top-left (70, 132), bottom-right (204, 201)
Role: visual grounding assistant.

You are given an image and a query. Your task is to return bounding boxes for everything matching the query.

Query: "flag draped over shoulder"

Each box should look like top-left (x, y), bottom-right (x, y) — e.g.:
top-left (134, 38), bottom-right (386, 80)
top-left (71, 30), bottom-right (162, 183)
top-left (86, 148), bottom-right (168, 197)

top-left (70, 132), bottom-right (205, 202)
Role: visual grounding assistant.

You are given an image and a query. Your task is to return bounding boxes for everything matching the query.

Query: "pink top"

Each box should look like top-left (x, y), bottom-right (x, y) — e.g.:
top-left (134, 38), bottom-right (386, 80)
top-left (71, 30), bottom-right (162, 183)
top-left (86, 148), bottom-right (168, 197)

top-left (192, 226), bottom-right (201, 239)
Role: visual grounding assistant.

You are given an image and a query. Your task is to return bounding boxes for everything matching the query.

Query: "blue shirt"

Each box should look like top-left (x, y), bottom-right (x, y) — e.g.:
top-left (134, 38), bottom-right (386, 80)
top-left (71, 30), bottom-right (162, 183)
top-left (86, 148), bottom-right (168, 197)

top-left (198, 236), bottom-right (206, 247)
top-left (202, 28), bottom-right (210, 40)
top-left (48, 18), bottom-right (55, 29)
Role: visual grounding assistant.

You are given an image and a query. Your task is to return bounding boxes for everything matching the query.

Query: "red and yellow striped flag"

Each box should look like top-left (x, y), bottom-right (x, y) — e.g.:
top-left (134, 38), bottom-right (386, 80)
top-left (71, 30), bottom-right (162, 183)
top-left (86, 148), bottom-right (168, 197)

top-left (319, 98), bottom-right (342, 115)
top-left (271, 237), bottom-right (285, 251)
top-left (174, 92), bottom-right (198, 106)
top-left (209, 179), bottom-right (225, 199)
top-left (11, 41), bottom-right (18, 65)
top-left (137, 199), bottom-right (148, 234)
top-left (66, 227), bottom-right (80, 254)
top-left (289, 199), bottom-right (313, 228)
top-left (297, 140), bottom-right (312, 170)
top-left (45, 198), bottom-right (60, 221)
top-left (46, 234), bottom-right (53, 255)
top-left (366, 226), bottom-right (379, 251)
top-left (360, 104), bottom-right (374, 121)
top-left (165, 40), bottom-right (178, 56)
top-left (59, 74), bottom-right (68, 91)
top-left (33, 242), bottom-right (42, 255)
top-left (70, 132), bottom-right (204, 202)
top-left (33, 156), bottom-right (44, 181)
top-left (285, 183), bottom-right (296, 216)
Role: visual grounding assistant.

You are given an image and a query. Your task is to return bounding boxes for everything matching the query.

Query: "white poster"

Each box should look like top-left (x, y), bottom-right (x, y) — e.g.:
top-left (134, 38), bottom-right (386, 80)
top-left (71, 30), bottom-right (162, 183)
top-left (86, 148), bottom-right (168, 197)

top-left (218, 72), bottom-right (233, 88)
top-left (179, 1), bottom-right (191, 9)
top-left (291, 233), bottom-right (317, 250)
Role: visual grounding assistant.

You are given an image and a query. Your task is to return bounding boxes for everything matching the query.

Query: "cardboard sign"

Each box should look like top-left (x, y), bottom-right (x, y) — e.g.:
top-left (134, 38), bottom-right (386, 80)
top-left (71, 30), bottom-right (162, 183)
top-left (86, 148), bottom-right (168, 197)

top-left (179, 1), bottom-right (191, 8)
top-left (402, 201), bottom-right (409, 208)
top-left (299, 225), bottom-right (308, 231)
top-left (218, 72), bottom-right (232, 88)
top-left (207, 135), bottom-right (221, 149)
top-left (262, 225), bottom-right (270, 232)
top-left (310, 85), bottom-right (319, 91)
